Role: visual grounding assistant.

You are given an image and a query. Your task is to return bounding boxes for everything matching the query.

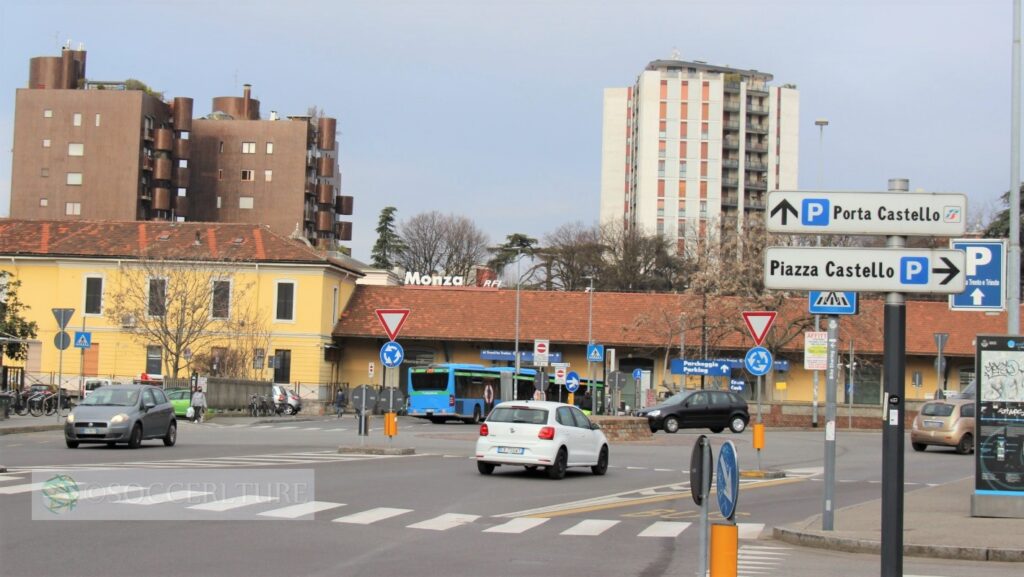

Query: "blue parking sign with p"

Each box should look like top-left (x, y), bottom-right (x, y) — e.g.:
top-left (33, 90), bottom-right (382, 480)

top-left (900, 257), bottom-right (929, 284)
top-left (802, 198), bottom-right (829, 226)
top-left (950, 239), bottom-right (1006, 311)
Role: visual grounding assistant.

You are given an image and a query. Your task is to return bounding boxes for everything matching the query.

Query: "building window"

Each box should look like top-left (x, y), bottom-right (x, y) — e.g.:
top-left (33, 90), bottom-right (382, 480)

top-left (241, 170), bottom-right (254, 181)
top-left (40, 168), bottom-right (49, 178)
top-left (148, 278), bottom-right (167, 317)
top-left (85, 276), bottom-right (103, 315)
top-left (658, 160), bottom-right (665, 178)
top-left (146, 345), bottom-right (162, 375)
top-left (180, 131), bottom-right (189, 140)
top-left (275, 281), bottom-right (295, 321)
top-left (332, 286), bottom-right (339, 321)
top-left (68, 143), bottom-right (84, 156)
top-left (212, 280), bottom-right (230, 319)
top-left (219, 141), bottom-right (224, 154)
top-left (73, 113), bottom-right (82, 127)
top-left (216, 196), bottom-right (222, 209)
top-left (239, 196), bottom-right (254, 209)
top-left (700, 201), bottom-right (708, 215)
top-left (42, 139), bottom-right (51, 148)
top-left (66, 172), bottom-right (83, 186)
top-left (43, 109), bottom-right (53, 118)
top-left (679, 161), bottom-right (687, 176)
top-left (95, 113), bottom-right (101, 127)
top-left (177, 187), bottom-right (187, 197)
top-left (241, 142), bottom-right (256, 154)
top-left (264, 169), bottom-right (273, 182)
top-left (178, 159), bottom-right (188, 168)
top-left (65, 202), bottom-right (81, 216)
top-left (266, 142), bottom-right (274, 154)
top-left (217, 169), bottom-right (223, 181)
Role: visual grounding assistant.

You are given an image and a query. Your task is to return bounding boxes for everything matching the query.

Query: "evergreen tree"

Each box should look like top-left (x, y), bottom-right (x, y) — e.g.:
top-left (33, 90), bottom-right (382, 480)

top-left (0, 272), bottom-right (39, 370)
top-left (371, 206), bottom-right (405, 269)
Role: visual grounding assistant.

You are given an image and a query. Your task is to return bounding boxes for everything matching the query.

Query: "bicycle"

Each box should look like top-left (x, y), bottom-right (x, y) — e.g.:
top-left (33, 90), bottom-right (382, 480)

top-left (27, 392), bottom-right (48, 417)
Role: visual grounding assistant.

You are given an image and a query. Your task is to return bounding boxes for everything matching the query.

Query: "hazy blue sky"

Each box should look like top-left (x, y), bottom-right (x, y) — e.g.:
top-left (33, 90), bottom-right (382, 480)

top-left (0, 0), bottom-right (1017, 261)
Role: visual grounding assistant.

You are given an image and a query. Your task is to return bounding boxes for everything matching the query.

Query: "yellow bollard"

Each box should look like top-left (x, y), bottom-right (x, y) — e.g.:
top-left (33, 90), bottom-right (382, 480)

top-left (384, 412), bottom-right (397, 437)
top-left (567, 392), bottom-right (575, 406)
top-left (752, 423), bottom-right (765, 450)
top-left (710, 523), bottom-right (738, 577)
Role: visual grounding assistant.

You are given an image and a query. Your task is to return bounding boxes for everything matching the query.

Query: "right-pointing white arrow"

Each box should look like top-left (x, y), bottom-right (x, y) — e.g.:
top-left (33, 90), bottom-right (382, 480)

top-left (970, 288), bottom-right (985, 305)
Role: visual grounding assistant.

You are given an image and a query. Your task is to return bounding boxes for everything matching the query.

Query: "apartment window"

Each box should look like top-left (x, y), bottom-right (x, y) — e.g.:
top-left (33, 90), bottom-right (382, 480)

top-left (39, 198), bottom-right (48, 207)
top-left (72, 113), bottom-right (82, 127)
top-left (145, 345), bottom-right (162, 375)
top-left (239, 196), bottom-right (254, 209)
top-left (40, 168), bottom-right (49, 178)
top-left (217, 169), bottom-right (223, 181)
top-left (218, 141), bottom-right (224, 154)
top-left (658, 160), bottom-right (665, 178)
top-left (679, 161), bottom-right (687, 176)
top-left (148, 278), bottom-right (167, 317)
top-left (95, 113), bottom-right (101, 127)
top-left (658, 121), bottom-right (666, 139)
top-left (332, 287), bottom-right (339, 321)
top-left (656, 219), bottom-right (665, 236)
top-left (178, 159), bottom-right (188, 168)
top-left (180, 131), bottom-right (189, 140)
top-left (42, 139), bottom-right (51, 148)
top-left (66, 172), bottom-right (83, 186)
top-left (68, 143), bottom-right (84, 156)
top-left (65, 202), bottom-right (81, 216)
top-left (241, 142), bottom-right (256, 154)
top-left (216, 196), bottom-right (222, 209)
top-left (264, 169), bottom-right (273, 182)
top-left (241, 170), bottom-right (254, 181)
top-left (275, 281), bottom-right (295, 321)
top-left (43, 109), bottom-right (53, 118)
top-left (177, 187), bottom-right (187, 197)
top-left (700, 201), bottom-right (708, 215)
top-left (657, 180), bottom-right (665, 198)
top-left (212, 280), bottom-right (230, 319)
top-left (84, 277), bottom-right (103, 315)
top-left (266, 142), bottom-right (274, 154)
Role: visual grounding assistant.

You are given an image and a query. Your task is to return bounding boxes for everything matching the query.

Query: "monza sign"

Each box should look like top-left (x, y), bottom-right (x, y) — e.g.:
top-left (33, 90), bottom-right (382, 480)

top-left (766, 191), bottom-right (967, 236)
top-left (763, 247), bottom-right (965, 293)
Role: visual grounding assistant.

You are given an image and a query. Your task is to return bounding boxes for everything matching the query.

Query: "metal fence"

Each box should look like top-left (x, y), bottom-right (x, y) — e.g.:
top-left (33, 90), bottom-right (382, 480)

top-left (164, 376), bottom-right (272, 411)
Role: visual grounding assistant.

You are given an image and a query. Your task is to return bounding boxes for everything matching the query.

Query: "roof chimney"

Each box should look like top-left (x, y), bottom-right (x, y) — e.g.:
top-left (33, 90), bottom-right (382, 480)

top-left (243, 84), bottom-right (251, 118)
top-left (194, 231), bottom-right (201, 245)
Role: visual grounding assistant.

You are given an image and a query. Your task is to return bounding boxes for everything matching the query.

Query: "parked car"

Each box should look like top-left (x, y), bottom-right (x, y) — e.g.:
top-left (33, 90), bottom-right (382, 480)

top-left (83, 378), bottom-right (121, 398)
top-left (911, 398), bottom-right (975, 454)
top-left (165, 388), bottom-right (192, 417)
top-left (637, 389), bottom-right (750, 434)
top-left (64, 385), bottom-right (176, 449)
top-left (272, 385), bottom-right (302, 415)
top-left (475, 400), bottom-right (609, 479)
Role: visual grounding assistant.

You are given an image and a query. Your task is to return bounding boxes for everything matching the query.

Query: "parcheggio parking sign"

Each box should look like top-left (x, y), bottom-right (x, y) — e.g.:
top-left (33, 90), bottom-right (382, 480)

top-left (949, 239), bottom-right (1006, 311)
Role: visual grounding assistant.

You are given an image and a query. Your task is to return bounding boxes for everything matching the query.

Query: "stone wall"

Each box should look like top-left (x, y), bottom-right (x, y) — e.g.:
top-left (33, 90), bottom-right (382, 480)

top-left (591, 416), bottom-right (653, 441)
top-left (756, 400), bottom-right (928, 429)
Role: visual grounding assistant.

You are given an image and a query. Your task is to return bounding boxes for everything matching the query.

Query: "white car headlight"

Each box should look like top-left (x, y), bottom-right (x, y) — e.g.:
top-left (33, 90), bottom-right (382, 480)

top-left (110, 413), bottom-right (130, 425)
top-left (66, 412), bottom-right (75, 424)
top-left (647, 409), bottom-right (661, 417)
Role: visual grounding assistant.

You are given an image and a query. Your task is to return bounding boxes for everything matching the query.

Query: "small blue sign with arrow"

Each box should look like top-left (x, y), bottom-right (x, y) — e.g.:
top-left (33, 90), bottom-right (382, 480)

top-left (379, 341), bottom-right (405, 368)
top-left (565, 371), bottom-right (580, 393)
top-left (716, 440), bottom-right (740, 521)
top-left (744, 347), bottom-right (773, 376)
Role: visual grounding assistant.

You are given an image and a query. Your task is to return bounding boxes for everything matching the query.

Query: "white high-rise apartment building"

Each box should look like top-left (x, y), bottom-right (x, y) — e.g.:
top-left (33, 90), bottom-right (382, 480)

top-left (600, 59), bottom-right (799, 252)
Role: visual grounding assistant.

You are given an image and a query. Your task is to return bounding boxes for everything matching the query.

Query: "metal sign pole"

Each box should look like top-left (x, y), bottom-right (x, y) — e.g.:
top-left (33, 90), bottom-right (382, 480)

top-left (756, 374), bottom-right (763, 471)
top-left (57, 344), bottom-right (63, 422)
top-left (697, 440), bottom-right (711, 577)
top-left (823, 316), bottom-right (839, 530)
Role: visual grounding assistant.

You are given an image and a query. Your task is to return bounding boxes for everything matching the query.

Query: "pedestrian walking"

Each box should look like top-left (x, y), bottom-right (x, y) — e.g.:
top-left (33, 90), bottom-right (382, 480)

top-left (191, 386), bottom-right (207, 423)
top-left (335, 388), bottom-right (347, 419)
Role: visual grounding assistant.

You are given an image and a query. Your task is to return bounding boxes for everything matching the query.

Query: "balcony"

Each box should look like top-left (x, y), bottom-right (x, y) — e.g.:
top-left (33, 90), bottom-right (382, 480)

top-left (316, 182), bottom-right (334, 205)
top-left (746, 180), bottom-right (767, 191)
top-left (724, 81), bottom-right (740, 93)
top-left (746, 141), bottom-right (768, 153)
top-left (723, 139), bottom-right (740, 150)
top-left (722, 158), bottom-right (739, 169)
top-left (154, 129), bottom-right (174, 151)
top-left (748, 105), bottom-right (769, 116)
top-left (724, 100), bottom-right (740, 112)
top-left (745, 161), bottom-right (768, 172)
top-left (724, 120), bottom-right (740, 131)
top-left (722, 195), bottom-right (739, 207)
top-left (721, 177), bottom-right (739, 188)
top-left (746, 123), bottom-right (768, 135)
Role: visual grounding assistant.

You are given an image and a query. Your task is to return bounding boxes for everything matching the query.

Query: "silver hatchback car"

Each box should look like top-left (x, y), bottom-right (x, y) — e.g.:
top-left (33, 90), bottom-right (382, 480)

top-left (65, 385), bottom-right (177, 449)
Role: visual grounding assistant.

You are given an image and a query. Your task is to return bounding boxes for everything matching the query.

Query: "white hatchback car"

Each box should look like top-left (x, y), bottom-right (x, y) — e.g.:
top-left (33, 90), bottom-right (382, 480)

top-left (475, 400), bottom-right (609, 479)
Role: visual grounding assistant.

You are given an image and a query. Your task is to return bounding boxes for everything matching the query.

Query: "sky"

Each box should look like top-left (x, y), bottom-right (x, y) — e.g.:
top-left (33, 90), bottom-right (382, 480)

top-left (0, 0), bottom-right (1018, 262)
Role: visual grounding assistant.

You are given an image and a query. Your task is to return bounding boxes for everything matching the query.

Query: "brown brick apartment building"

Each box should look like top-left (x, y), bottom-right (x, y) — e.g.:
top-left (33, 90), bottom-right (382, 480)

top-left (9, 46), bottom-right (352, 250)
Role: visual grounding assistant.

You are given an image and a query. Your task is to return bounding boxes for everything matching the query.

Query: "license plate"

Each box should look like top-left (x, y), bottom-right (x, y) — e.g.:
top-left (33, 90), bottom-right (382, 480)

top-left (497, 447), bottom-right (524, 455)
top-left (924, 420), bottom-right (943, 429)
top-left (82, 427), bottom-right (98, 435)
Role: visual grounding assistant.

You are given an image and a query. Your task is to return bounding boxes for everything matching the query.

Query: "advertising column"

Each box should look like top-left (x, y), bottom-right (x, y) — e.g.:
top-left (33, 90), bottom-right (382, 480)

top-left (972, 335), bottom-right (1024, 518)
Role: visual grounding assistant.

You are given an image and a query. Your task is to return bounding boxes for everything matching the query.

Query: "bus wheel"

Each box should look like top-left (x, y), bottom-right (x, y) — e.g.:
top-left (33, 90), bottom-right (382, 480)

top-left (464, 406), bottom-right (482, 425)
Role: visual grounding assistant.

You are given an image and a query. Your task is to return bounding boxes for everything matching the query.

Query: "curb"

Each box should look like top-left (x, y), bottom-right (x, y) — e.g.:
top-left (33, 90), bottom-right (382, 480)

top-left (740, 470), bottom-right (786, 479)
top-left (772, 525), bottom-right (1024, 563)
top-left (338, 446), bottom-right (416, 456)
top-left (0, 424), bottom-right (63, 436)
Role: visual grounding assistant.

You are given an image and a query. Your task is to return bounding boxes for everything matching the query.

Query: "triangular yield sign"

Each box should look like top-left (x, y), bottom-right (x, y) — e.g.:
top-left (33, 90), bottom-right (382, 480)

top-left (375, 309), bottom-right (410, 341)
top-left (742, 311), bottom-right (777, 346)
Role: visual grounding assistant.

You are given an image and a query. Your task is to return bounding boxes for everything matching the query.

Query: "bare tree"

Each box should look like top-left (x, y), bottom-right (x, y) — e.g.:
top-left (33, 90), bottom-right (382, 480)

top-left (600, 221), bottom-right (682, 292)
top-left (440, 214), bottom-right (490, 278)
top-left (398, 211), bottom-right (490, 277)
top-left (540, 222), bottom-right (604, 291)
top-left (104, 254), bottom-right (257, 378)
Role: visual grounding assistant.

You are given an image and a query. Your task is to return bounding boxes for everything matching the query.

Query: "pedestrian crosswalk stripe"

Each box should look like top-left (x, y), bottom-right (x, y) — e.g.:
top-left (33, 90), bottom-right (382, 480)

top-left (560, 519), bottom-right (619, 536)
top-left (188, 495), bottom-right (278, 512)
top-left (77, 485), bottom-right (146, 500)
top-left (483, 517), bottom-right (550, 534)
top-left (259, 501), bottom-right (345, 519)
top-left (333, 507), bottom-right (413, 525)
top-left (0, 482), bottom-right (48, 495)
top-left (407, 513), bottom-right (480, 531)
top-left (637, 521), bottom-right (691, 538)
top-left (118, 490), bottom-right (212, 505)
top-left (0, 475), bottom-right (26, 483)
top-left (737, 523), bottom-right (765, 540)
top-left (276, 426), bottom-right (298, 430)
top-left (252, 425), bottom-right (272, 429)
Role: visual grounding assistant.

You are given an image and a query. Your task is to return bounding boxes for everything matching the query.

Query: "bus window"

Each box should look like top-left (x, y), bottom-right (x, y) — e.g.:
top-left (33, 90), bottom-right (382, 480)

top-left (410, 371), bottom-right (450, 392)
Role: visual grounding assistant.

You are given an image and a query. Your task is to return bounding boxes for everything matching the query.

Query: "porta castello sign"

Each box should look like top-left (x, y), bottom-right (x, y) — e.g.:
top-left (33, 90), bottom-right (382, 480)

top-left (403, 271), bottom-right (503, 288)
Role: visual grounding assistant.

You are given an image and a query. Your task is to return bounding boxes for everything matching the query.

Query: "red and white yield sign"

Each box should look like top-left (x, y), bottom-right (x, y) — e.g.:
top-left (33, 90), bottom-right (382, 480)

top-left (742, 311), bottom-right (777, 346)
top-left (375, 309), bottom-right (410, 341)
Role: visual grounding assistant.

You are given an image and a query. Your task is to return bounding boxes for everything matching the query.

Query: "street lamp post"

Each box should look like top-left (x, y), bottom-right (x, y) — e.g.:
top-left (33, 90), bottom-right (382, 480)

top-left (513, 252), bottom-right (522, 399)
top-left (812, 118), bottom-right (829, 428)
top-left (585, 276), bottom-right (594, 413)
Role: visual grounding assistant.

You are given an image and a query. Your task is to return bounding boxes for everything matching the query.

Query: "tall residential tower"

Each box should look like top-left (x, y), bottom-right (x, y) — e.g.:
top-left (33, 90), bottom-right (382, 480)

top-left (600, 59), bottom-right (798, 251)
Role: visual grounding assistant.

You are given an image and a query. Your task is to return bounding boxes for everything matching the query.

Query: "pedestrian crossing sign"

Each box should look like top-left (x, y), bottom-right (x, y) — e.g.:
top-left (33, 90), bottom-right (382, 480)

top-left (73, 331), bottom-right (92, 349)
top-left (587, 344), bottom-right (605, 362)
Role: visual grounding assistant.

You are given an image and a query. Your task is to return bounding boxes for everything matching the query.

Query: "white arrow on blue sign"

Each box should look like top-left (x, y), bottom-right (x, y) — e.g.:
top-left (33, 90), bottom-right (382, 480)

top-left (379, 341), bottom-right (405, 368)
top-left (565, 371), bottom-right (581, 393)
top-left (632, 368), bottom-right (643, 380)
top-left (716, 440), bottom-right (740, 521)
top-left (949, 238), bottom-right (1006, 311)
top-left (744, 347), bottom-right (773, 376)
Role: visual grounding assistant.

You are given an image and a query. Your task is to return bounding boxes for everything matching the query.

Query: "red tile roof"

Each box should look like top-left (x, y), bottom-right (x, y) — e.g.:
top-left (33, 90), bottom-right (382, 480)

top-left (0, 219), bottom-right (362, 275)
top-left (334, 285), bottom-right (1020, 358)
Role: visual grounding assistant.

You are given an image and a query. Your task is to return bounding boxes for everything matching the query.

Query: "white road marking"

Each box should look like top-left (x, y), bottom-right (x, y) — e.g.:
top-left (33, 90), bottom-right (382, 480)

top-left (118, 490), bottom-right (212, 505)
top-left (275, 426), bottom-right (298, 430)
top-left (332, 507), bottom-right (413, 525)
top-left (483, 517), bottom-right (550, 534)
top-left (0, 482), bottom-right (47, 495)
top-left (259, 501), bottom-right (345, 519)
top-left (738, 523), bottom-right (766, 540)
top-left (0, 475), bottom-right (27, 483)
top-left (251, 425), bottom-right (272, 429)
top-left (637, 521), bottom-right (690, 537)
top-left (407, 513), bottom-right (480, 530)
top-left (653, 468), bottom-right (677, 472)
top-left (560, 519), bottom-right (620, 536)
top-left (188, 495), bottom-right (278, 512)
top-left (77, 485), bottom-right (146, 500)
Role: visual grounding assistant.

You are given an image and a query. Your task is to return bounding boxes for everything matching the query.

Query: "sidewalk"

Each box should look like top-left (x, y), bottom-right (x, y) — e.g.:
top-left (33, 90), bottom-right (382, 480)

top-left (0, 414), bottom-right (65, 435)
top-left (774, 477), bottom-right (1024, 562)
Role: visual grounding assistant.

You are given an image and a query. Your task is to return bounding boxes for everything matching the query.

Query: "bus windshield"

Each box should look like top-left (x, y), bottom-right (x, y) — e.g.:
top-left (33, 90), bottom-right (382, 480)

top-left (410, 371), bottom-right (450, 392)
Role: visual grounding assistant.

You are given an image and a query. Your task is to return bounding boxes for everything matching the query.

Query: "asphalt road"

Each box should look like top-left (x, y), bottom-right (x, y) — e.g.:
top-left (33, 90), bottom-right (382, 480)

top-left (0, 416), bottom-right (1012, 577)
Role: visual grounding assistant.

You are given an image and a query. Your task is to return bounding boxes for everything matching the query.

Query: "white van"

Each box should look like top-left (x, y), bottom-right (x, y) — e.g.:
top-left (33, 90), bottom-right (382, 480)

top-left (83, 378), bottom-right (120, 398)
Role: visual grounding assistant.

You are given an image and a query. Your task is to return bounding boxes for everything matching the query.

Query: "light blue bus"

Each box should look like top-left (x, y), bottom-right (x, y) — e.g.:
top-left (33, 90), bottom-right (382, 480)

top-left (407, 363), bottom-right (602, 424)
